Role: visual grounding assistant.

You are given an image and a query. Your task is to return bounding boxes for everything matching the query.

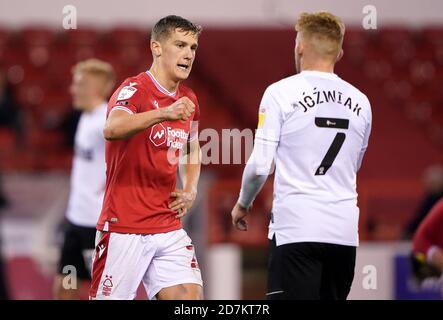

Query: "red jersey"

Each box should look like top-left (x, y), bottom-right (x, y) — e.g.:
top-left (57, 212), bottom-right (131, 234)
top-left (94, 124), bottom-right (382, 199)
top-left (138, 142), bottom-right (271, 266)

top-left (97, 71), bottom-right (200, 234)
top-left (413, 198), bottom-right (443, 257)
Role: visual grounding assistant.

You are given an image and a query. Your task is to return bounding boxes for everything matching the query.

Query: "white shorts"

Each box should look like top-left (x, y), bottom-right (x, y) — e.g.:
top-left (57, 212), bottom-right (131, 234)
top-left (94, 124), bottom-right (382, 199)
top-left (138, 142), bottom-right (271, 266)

top-left (89, 229), bottom-right (203, 300)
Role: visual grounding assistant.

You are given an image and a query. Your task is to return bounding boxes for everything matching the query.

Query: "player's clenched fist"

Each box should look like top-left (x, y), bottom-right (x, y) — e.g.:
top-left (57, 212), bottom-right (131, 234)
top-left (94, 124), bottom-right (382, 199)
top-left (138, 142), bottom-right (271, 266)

top-left (162, 97), bottom-right (195, 121)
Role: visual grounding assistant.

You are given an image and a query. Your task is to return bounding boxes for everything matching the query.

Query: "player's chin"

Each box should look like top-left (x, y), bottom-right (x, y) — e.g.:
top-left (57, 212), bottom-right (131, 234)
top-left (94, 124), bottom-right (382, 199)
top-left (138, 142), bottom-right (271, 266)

top-left (175, 66), bottom-right (191, 80)
top-left (72, 100), bottom-right (84, 110)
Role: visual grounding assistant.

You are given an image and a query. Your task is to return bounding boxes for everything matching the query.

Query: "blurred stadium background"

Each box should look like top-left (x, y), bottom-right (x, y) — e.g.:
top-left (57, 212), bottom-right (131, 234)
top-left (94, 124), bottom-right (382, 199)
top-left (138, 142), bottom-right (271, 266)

top-left (0, 0), bottom-right (442, 299)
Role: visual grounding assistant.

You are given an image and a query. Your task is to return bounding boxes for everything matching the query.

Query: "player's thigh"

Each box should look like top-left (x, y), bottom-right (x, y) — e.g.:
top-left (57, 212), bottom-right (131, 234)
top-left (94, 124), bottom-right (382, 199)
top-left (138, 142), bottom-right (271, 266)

top-left (320, 244), bottom-right (356, 300)
top-left (89, 231), bottom-right (154, 300)
top-left (77, 224), bottom-right (97, 277)
top-left (144, 229), bottom-right (203, 300)
top-left (267, 239), bottom-right (323, 300)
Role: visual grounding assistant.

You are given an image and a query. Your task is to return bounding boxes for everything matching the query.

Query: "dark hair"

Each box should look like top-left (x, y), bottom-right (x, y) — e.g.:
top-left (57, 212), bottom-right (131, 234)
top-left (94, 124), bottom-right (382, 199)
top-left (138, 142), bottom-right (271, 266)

top-left (151, 15), bottom-right (202, 41)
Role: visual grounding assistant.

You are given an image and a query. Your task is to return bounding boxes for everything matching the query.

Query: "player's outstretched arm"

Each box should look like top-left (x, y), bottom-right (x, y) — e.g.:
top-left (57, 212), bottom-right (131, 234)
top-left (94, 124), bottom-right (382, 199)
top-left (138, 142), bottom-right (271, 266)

top-left (103, 97), bottom-right (195, 140)
top-left (231, 141), bottom-right (277, 231)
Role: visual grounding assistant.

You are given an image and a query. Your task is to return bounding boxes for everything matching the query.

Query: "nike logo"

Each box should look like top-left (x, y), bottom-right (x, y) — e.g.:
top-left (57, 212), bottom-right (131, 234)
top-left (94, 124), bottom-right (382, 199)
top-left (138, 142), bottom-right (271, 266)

top-left (98, 244), bottom-right (106, 258)
top-left (326, 120), bottom-right (336, 126)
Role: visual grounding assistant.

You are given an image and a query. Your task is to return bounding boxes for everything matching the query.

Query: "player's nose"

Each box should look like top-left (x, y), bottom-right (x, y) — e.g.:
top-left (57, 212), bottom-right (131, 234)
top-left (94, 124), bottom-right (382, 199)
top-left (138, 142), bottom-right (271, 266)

top-left (184, 48), bottom-right (193, 60)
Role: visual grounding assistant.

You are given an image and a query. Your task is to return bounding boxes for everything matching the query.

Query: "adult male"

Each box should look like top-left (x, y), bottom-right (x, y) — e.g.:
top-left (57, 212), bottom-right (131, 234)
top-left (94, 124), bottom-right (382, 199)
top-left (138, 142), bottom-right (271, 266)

top-left (55, 59), bottom-right (115, 299)
top-left (231, 12), bottom-right (372, 300)
top-left (90, 15), bottom-right (203, 300)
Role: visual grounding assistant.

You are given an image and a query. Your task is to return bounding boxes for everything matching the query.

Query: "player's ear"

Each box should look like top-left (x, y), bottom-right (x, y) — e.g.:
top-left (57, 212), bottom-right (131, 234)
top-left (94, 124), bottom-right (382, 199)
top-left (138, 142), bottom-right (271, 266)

top-left (151, 40), bottom-right (162, 58)
top-left (336, 49), bottom-right (344, 62)
top-left (295, 37), bottom-right (304, 56)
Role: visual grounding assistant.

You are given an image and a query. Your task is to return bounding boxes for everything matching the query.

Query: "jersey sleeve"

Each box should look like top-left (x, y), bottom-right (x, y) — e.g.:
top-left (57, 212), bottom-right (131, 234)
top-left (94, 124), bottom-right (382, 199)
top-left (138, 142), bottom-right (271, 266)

top-left (357, 100), bottom-right (372, 171)
top-left (254, 85), bottom-right (283, 146)
top-left (108, 80), bottom-right (143, 116)
top-left (188, 89), bottom-right (200, 142)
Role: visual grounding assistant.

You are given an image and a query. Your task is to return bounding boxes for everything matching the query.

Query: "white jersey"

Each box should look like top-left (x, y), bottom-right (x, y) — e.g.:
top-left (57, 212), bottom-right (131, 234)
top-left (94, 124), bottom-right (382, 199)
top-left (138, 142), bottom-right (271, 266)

top-left (66, 102), bottom-right (107, 228)
top-left (256, 70), bottom-right (372, 247)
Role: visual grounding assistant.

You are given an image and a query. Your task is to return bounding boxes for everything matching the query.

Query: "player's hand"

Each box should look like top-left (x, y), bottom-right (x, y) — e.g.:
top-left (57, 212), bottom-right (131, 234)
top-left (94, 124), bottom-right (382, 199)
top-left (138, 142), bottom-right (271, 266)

top-left (231, 203), bottom-right (250, 231)
top-left (169, 189), bottom-right (197, 218)
top-left (162, 97), bottom-right (195, 121)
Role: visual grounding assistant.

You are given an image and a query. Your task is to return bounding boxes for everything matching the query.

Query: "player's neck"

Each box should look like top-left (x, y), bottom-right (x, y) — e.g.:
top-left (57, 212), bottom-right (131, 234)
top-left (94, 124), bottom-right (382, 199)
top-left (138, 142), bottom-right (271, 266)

top-left (148, 66), bottom-right (179, 93)
top-left (300, 59), bottom-right (335, 73)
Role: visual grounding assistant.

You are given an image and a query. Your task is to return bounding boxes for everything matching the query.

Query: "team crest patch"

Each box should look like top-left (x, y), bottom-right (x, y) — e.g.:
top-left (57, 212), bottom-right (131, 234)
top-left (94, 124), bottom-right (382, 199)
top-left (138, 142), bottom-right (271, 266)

top-left (117, 86), bottom-right (137, 100)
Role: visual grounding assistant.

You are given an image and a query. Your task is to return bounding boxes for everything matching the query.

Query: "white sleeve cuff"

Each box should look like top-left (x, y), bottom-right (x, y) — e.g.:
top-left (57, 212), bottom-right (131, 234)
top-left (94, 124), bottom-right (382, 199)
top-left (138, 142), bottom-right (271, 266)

top-left (110, 106), bottom-right (134, 114)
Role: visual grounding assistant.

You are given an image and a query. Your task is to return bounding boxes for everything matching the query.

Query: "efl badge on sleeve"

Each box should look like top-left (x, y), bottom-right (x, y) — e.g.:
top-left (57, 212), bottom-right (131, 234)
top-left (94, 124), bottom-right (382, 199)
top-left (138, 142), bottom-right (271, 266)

top-left (117, 86), bottom-right (137, 100)
top-left (257, 108), bottom-right (266, 129)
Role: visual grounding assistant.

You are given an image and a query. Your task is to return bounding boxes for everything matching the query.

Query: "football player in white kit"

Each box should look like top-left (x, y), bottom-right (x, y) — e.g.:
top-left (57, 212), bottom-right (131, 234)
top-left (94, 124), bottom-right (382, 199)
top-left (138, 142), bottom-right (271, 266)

top-left (54, 59), bottom-right (115, 299)
top-left (231, 12), bottom-right (372, 300)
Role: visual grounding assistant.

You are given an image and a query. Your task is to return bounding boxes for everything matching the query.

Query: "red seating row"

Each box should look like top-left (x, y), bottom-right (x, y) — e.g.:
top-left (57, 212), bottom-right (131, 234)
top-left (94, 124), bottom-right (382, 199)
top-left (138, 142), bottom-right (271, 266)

top-left (1, 26), bottom-right (442, 172)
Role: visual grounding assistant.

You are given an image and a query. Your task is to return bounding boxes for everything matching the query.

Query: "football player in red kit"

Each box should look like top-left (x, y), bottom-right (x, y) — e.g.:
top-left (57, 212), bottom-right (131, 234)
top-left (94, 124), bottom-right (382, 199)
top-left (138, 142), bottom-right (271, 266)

top-left (89, 15), bottom-right (203, 300)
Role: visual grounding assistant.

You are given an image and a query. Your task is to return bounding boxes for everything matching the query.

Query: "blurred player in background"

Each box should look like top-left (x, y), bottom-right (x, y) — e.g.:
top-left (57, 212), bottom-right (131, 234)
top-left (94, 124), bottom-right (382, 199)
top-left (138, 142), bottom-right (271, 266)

top-left (404, 165), bottom-right (443, 239)
top-left (54, 59), bottom-right (115, 300)
top-left (411, 198), bottom-right (443, 287)
top-left (231, 12), bottom-right (372, 300)
top-left (89, 15), bottom-right (203, 300)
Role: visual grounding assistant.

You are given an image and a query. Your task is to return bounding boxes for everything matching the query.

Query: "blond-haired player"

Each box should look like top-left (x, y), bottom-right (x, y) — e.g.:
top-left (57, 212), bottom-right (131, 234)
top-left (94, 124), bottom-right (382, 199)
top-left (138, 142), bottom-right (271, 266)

top-left (54, 59), bottom-right (115, 300)
top-left (231, 12), bottom-right (372, 300)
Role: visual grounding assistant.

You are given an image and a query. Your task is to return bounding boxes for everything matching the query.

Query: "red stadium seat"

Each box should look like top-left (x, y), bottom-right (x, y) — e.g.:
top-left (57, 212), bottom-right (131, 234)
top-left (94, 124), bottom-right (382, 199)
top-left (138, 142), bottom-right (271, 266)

top-left (422, 26), bottom-right (443, 46)
top-left (107, 26), bottom-right (147, 46)
top-left (20, 26), bottom-right (55, 46)
top-left (62, 27), bottom-right (101, 46)
top-left (0, 26), bottom-right (10, 46)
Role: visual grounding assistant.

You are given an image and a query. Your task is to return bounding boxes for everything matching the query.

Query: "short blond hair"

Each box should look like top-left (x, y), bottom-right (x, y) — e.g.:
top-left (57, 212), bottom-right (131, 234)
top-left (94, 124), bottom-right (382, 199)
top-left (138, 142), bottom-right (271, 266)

top-left (72, 58), bottom-right (116, 97)
top-left (295, 11), bottom-right (345, 58)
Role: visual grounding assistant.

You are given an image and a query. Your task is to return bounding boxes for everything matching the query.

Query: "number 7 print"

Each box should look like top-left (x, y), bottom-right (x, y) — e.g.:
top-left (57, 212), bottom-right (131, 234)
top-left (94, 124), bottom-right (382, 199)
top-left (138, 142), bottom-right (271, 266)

top-left (314, 117), bottom-right (349, 176)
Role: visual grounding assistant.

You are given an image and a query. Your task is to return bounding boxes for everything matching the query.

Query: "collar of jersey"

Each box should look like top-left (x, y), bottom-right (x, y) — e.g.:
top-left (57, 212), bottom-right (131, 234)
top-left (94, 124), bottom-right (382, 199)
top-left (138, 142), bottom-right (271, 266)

top-left (300, 70), bottom-right (339, 79)
top-left (145, 71), bottom-right (177, 97)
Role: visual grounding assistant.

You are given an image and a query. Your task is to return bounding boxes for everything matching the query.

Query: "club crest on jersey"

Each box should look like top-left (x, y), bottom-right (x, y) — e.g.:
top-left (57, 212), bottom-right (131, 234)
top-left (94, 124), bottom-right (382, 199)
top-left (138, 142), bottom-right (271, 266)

top-left (117, 85), bottom-right (137, 100)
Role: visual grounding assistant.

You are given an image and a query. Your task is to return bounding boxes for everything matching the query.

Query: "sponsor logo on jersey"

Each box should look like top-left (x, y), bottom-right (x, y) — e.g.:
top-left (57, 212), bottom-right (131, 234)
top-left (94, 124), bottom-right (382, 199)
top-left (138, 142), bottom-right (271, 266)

top-left (149, 123), bottom-right (167, 146)
top-left (75, 145), bottom-right (93, 161)
top-left (149, 124), bottom-right (189, 149)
